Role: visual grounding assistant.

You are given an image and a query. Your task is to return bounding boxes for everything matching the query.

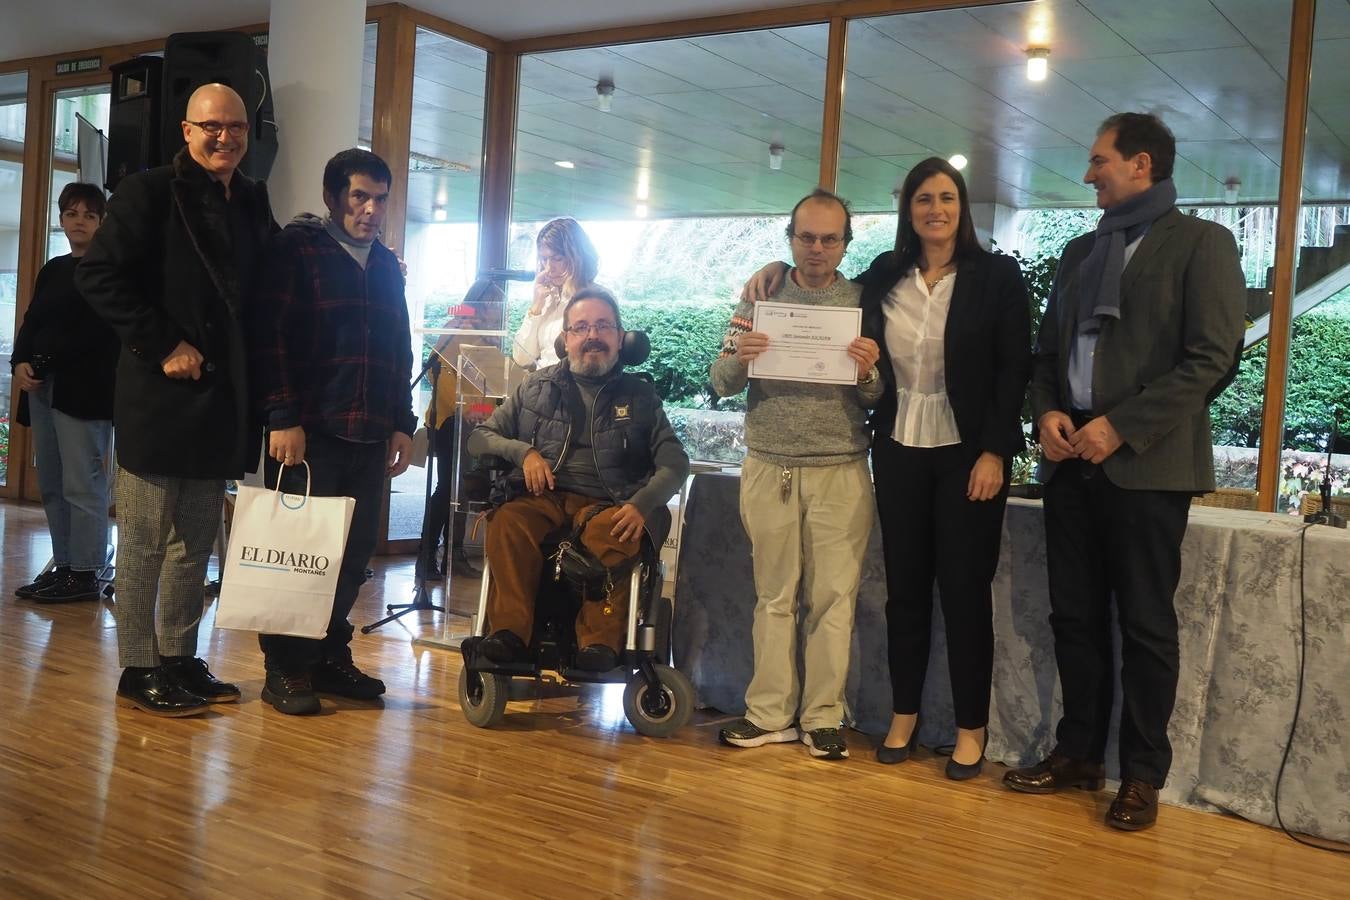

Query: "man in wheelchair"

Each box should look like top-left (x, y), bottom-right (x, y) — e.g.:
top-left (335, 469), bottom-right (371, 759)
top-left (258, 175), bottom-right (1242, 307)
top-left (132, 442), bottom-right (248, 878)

top-left (466, 286), bottom-right (690, 672)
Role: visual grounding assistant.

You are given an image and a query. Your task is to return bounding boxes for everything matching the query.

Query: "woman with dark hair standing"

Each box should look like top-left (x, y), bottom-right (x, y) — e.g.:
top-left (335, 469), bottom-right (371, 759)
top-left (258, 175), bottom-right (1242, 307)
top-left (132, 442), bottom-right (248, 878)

top-left (743, 157), bottom-right (1031, 777)
top-left (12, 182), bottom-right (120, 603)
top-left (861, 158), bottom-right (1031, 777)
top-left (511, 217), bottom-right (600, 369)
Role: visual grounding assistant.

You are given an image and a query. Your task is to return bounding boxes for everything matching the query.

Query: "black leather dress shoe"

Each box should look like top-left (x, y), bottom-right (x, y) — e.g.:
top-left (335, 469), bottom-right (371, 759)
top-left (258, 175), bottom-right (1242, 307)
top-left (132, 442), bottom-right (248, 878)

top-left (574, 643), bottom-right (619, 672)
top-left (163, 656), bottom-right (241, 703)
top-left (116, 667), bottom-right (210, 717)
top-left (479, 629), bottom-right (529, 664)
top-left (1003, 752), bottom-right (1106, 794)
top-left (1106, 779), bottom-right (1159, 831)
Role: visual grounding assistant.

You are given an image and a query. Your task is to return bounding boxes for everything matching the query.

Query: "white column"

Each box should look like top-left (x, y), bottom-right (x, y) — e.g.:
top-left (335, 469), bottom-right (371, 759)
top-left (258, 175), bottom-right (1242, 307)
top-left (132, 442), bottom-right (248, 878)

top-left (265, 0), bottom-right (366, 222)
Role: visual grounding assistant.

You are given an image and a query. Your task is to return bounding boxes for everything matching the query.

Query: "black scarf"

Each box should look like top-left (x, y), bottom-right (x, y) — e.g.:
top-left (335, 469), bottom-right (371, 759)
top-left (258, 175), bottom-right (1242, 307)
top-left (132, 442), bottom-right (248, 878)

top-left (1076, 177), bottom-right (1177, 335)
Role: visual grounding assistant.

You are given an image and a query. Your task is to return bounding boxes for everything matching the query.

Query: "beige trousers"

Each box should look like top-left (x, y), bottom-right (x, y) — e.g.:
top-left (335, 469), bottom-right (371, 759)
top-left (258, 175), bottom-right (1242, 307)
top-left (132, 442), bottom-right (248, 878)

top-left (740, 455), bottom-right (874, 732)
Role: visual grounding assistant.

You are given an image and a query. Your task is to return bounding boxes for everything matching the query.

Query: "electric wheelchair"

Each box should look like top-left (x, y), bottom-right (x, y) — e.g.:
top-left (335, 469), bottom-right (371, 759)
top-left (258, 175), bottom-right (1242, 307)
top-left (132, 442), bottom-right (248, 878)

top-left (456, 328), bottom-right (695, 737)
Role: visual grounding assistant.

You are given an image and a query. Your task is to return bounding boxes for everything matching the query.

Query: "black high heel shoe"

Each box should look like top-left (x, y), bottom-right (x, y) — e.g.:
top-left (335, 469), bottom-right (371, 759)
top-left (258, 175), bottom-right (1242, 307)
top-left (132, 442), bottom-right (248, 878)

top-left (876, 720), bottom-right (921, 765)
top-left (945, 730), bottom-right (988, 781)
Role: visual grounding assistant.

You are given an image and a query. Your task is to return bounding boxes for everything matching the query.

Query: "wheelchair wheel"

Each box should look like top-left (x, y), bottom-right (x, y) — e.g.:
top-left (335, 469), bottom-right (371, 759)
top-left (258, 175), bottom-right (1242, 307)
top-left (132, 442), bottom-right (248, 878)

top-left (623, 664), bottom-right (694, 738)
top-left (458, 666), bottom-right (509, 728)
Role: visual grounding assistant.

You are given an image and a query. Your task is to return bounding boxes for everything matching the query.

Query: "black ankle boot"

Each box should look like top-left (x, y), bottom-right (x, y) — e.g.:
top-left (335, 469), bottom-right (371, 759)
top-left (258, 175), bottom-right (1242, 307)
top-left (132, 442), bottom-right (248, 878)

top-left (261, 670), bottom-right (321, 715)
top-left (32, 570), bottom-right (101, 603)
top-left (450, 547), bottom-right (480, 578)
top-left (116, 666), bottom-right (210, 717)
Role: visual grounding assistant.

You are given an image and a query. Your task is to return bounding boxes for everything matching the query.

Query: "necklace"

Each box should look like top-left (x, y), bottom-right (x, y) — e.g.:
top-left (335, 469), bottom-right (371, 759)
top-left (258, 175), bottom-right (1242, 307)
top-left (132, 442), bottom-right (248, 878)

top-left (923, 265), bottom-right (953, 292)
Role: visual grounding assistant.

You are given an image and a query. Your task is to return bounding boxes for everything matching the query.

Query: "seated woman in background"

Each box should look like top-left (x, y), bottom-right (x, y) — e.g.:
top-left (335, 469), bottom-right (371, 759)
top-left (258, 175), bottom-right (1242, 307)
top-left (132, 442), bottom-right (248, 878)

top-left (12, 182), bottom-right (120, 603)
top-left (743, 158), bottom-right (1031, 778)
top-left (511, 217), bottom-right (600, 369)
top-left (417, 301), bottom-right (497, 580)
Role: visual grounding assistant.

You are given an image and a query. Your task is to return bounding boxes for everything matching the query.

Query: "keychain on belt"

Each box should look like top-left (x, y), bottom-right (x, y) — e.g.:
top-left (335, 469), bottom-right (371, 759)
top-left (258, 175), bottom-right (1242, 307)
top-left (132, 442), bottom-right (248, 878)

top-left (779, 466), bottom-right (792, 503)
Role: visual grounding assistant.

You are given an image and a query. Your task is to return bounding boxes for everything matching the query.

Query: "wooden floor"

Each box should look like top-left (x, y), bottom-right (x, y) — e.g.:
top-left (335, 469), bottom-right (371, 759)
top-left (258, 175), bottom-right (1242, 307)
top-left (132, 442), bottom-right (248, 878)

top-left (1, 499), bottom-right (1346, 899)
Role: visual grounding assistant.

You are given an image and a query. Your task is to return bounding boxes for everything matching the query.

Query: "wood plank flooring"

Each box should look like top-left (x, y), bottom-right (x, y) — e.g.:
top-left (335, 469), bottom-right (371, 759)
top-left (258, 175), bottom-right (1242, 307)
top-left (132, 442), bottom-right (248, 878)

top-left (0, 499), bottom-right (1345, 898)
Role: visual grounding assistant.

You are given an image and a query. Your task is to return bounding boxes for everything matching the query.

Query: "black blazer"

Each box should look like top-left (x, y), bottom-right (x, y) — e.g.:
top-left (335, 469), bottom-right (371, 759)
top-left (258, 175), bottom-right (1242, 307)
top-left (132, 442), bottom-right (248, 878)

top-left (858, 249), bottom-right (1032, 460)
top-left (12, 254), bottom-right (120, 424)
top-left (76, 148), bottom-right (277, 480)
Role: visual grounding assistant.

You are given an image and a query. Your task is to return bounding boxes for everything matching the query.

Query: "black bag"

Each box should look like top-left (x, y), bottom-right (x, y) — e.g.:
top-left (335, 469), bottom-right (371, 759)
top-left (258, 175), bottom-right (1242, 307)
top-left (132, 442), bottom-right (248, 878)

top-left (549, 503), bottom-right (632, 596)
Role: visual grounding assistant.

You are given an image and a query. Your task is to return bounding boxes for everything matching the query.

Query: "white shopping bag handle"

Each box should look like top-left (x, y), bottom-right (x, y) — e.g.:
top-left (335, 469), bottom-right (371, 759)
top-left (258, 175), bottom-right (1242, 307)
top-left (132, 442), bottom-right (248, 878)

top-left (270, 459), bottom-right (313, 509)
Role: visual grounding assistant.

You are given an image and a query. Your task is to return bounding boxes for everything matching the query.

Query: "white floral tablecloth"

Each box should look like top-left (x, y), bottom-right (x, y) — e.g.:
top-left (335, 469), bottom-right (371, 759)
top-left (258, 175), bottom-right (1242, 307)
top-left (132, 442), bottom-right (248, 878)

top-left (674, 473), bottom-right (1350, 842)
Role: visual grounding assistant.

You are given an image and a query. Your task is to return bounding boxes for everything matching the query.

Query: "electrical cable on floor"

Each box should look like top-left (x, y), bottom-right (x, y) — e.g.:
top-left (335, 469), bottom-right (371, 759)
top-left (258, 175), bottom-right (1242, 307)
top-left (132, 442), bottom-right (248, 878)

top-left (1273, 523), bottom-right (1350, 854)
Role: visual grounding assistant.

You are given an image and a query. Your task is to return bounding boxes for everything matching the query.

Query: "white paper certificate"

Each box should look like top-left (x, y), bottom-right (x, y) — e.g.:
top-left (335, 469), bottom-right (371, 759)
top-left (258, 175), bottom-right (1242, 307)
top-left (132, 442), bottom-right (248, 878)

top-left (747, 301), bottom-right (861, 385)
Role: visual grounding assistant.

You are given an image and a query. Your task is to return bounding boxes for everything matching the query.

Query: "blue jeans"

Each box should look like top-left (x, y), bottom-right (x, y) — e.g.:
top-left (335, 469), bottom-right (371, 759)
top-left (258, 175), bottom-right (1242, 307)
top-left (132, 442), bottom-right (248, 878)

top-left (27, 380), bottom-right (113, 571)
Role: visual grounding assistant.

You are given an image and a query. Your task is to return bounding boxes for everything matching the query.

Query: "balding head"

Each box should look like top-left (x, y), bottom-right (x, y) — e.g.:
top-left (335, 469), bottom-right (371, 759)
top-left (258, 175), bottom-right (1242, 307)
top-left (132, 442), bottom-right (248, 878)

top-left (181, 83), bottom-right (249, 182)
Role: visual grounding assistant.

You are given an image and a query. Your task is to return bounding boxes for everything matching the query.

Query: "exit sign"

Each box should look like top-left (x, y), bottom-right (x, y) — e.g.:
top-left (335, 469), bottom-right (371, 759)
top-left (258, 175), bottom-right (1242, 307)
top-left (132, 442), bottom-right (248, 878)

top-left (55, 56), bottom-right (102, 75)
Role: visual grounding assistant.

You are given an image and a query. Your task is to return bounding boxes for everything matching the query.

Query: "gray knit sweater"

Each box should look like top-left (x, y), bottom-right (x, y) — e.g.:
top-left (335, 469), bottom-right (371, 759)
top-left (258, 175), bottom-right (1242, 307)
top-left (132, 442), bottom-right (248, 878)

top-left (709, 272), bottom-right (882, 467)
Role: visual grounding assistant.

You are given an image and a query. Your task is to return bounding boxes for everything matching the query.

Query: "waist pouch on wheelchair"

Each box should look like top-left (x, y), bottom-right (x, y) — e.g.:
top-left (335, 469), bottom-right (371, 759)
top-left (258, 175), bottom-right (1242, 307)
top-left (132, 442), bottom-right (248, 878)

top-left (550, 503), bottom-right (634, 597)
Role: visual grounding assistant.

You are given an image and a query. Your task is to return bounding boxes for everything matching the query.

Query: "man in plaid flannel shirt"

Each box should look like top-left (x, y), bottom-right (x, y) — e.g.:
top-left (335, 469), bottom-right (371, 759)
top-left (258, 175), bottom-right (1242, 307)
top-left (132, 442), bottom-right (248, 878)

top-left (249, 148), bottom-right (417, 715)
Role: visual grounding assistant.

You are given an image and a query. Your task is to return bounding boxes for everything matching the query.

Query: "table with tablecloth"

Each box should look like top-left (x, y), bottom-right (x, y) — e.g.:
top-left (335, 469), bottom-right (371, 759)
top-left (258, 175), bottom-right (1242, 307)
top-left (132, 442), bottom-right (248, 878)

top-left (673, 471), bottom-right (1350, 842)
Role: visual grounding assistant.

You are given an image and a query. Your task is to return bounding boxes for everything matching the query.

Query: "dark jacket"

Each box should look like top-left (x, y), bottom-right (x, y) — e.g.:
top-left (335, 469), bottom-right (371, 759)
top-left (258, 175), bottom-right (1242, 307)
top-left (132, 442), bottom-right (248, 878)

top-left (1028, 209), bottom-right (1246, 491)
top-left (859, 249), bottom-right (1033, 460)
top-left (12, 254), bottom-right (120, 423)
top-left (75, 148), bottom-right (276, 480)
top-left (249, 215), bottom-right (417, 442)
top-left (468, 360), bottom-right (690, 523)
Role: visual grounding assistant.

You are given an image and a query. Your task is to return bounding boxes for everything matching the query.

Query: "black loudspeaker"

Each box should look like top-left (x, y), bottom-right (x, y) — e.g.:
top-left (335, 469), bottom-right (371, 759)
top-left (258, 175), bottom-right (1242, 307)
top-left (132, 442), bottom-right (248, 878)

top-left (160, 31), bottom-right (278, 181)
top-left (106, 55), bottom-right (164, 192)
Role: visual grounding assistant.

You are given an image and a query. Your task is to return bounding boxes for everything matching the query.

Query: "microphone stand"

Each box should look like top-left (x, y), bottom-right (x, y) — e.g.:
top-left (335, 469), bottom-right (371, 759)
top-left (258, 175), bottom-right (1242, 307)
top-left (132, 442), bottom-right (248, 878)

top-left (1303, 414), bottom-right (1346, 528)
top-left (363, 349), bottom-right (448, 632)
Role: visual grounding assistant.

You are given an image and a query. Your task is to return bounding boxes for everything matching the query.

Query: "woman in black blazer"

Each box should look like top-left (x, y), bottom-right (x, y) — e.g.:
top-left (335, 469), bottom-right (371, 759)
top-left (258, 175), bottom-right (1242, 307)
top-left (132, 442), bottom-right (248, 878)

top-left (861, 157), bottom-right (1031, 777)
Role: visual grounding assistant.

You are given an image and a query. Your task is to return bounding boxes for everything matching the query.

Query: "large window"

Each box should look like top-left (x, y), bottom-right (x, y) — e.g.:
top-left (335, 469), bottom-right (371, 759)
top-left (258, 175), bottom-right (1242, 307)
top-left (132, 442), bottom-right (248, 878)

top-left (387, 26), bottom-right (489, 542)
top-left (840, 1), bottom-right (1291, 487)
top-left (0, 71), bottom-right (27, 486)
top-left (1282, 3), bottom-right (1350, 514)
top-left (510, 26), bottom-right (830, 462)
top-left (47, 85), bottom-right (109, 260)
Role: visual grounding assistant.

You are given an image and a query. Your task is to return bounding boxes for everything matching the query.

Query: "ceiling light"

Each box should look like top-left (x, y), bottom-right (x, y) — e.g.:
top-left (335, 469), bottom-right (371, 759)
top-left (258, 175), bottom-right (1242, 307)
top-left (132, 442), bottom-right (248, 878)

top-left (1223, 178), bottom-right (1241, 205)
top-left (769, 143), bottom-right (784, 171)
top-left (596, 77), bottom-right (615, 112)
top-left (432, 204), bottom-right (448, 222)
top-left (636, 169), bottom-right (650, 201)
top-left (1026, 47), bottom-right (1050, 82)
top-left (948, 154), bottom-right (968, 171)
top-left (635, 203), bottom-right (648, 218)
top-left (554, 160), bottom-right (575, 169)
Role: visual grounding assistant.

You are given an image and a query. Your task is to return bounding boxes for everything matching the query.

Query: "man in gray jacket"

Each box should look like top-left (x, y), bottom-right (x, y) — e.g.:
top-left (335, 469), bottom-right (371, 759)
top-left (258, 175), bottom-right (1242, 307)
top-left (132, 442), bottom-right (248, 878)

top-left (1004, 113), bottom-right (1246, 831)
top-left (468, 287), bottom-right (689, 672)
top-left (711, 189), bottom-right (882, 761)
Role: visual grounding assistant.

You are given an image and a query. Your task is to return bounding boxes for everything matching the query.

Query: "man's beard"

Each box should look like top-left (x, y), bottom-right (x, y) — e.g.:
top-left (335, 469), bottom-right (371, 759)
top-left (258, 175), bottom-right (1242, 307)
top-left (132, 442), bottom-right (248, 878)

top-left (571, 340), bottom-right (617, 377)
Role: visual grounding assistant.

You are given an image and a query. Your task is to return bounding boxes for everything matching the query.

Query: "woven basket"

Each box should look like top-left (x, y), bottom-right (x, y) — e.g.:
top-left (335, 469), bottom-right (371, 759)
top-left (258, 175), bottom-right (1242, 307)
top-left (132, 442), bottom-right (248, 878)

top-left (1299, 493), bottom-right (1350, 517)
top-left (1193, 487), bottom-right (1259, 510)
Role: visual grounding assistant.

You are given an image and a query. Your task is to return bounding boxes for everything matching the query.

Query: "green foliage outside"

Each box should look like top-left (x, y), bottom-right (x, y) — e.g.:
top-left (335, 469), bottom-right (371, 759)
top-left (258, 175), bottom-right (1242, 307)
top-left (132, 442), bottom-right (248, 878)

top-left (456, 207), bottom-right (1350, 475)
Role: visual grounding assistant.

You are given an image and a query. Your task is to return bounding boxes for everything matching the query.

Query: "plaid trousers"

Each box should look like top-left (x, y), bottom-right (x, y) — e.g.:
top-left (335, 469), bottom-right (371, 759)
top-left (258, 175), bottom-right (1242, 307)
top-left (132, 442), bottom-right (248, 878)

top-left (113, 466), bottom-right (224, 668)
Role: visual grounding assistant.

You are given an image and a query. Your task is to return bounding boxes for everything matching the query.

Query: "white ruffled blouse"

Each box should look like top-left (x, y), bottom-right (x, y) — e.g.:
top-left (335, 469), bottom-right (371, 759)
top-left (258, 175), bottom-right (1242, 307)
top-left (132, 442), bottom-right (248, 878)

top-left (883, 267), bottom-right (962, 448)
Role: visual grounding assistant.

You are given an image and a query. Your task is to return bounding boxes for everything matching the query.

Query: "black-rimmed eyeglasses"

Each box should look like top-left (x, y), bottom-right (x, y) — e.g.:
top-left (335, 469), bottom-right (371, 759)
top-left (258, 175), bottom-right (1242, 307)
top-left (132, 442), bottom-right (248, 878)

top-left (185, 120), bottom-right (249, 138)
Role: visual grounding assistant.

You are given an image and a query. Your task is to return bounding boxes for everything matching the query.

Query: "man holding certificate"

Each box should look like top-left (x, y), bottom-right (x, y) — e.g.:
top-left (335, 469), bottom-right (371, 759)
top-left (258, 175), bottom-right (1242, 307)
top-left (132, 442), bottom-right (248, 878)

top-left (711, 189), bottom-right (882, 761)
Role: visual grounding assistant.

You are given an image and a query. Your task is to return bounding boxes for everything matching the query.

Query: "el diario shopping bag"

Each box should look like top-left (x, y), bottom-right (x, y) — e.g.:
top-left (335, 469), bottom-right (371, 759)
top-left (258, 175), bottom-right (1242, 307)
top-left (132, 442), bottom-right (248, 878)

top-left (216, 461), bottom-right (356, 638)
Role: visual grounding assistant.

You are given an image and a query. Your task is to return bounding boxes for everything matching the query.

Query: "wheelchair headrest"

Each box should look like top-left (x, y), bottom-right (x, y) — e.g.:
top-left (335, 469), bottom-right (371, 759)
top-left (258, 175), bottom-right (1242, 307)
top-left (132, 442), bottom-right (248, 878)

top-left (553, 329), bottom-right (651, 368)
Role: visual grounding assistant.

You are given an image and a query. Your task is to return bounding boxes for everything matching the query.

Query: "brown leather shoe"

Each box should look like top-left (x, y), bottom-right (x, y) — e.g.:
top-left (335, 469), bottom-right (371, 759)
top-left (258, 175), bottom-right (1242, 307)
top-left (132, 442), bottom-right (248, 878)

top-left (1003, 752), bottom-right (1106, 794)
top-left (1106, 779), bottom-right (1159, 831)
